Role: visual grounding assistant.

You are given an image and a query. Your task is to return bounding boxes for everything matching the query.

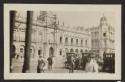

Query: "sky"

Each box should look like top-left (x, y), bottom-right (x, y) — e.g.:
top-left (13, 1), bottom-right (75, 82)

top-left (54, 11), bottom-right (115, 28)
top-left (17, 11), bottom-right (115, 28)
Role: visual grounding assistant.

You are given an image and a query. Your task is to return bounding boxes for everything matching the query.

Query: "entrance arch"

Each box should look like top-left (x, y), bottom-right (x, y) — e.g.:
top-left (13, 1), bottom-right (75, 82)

top-left (70, 48), bottom-right (74, 53)
top-left (49, 47), bottom-right (54, 57)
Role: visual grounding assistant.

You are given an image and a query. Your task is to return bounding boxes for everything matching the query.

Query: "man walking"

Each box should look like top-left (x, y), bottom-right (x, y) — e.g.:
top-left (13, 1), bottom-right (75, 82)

top-left (37, 55), bottom-right (46, 73)
top-left (47, 56), bottom-right (53, 70)
top-left (69, 55), bottom-right (75, 73)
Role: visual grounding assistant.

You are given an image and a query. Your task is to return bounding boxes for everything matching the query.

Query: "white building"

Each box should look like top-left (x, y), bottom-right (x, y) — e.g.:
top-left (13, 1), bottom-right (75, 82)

top-left (13, 11), bottom-right (91, 68)
top-left (88, 15), bottom-right (115, 57)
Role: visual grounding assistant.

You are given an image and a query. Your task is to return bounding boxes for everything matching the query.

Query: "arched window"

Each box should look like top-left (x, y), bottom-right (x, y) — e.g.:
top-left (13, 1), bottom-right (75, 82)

top-left (85, 40), bottom-right (87, 46)
top-left (65, 37), bottom-right (68, 44)
top-left (38, 50), bottom-right (41, 56)
top-left (60, 49), bottom-right (62, 55)
top-left (81, 40), bottom-right (83, 45)
top-left (60, 36), bottom-right (62, 44)
top-left (85, 49), bottom-right (87, 52)
top-left (20, 48), bottom-right (23, 53)
top-left (20, 45), bottom-right (24, 53)
top-left (75, 49), bottom-right (78, 53)
top-left (65, 48), bottom-right (68, 53)
top-left (71, 38), bottom-right (73, 45)
top-left (80, 49), bottom-right (83, 53)
top-left (70, 48), bottom-right (74, 52)
top-left (76, 39), bottom-right (78, 45)
top-left (49, 47), bottom-right (54, 57)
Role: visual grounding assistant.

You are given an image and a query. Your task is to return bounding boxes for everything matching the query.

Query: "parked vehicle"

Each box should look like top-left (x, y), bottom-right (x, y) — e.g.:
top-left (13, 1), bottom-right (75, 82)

top-left (102, 53), bottom-right (115, 73)
top-left (65, 53), bottom-right (76, 69)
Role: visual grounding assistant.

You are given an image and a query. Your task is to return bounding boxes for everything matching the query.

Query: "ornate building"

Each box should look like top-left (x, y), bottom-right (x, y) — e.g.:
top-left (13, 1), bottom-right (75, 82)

top-left (89, 15), bottom-right (115, 57)
top-left (13, 11), bottom-right (91, 67)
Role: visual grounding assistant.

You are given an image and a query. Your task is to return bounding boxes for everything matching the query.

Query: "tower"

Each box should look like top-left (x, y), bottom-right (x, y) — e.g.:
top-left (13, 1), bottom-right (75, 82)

top-left (99, 14), bottom-right (114, 57)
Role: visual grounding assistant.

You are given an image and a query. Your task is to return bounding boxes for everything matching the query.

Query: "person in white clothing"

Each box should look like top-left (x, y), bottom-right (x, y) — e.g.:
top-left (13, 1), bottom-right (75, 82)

top-left (85, 55), bottom-right (99, 72)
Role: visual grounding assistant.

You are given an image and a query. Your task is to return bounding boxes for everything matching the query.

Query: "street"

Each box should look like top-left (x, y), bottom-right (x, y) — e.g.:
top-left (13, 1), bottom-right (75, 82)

top-left (11, 58), bottom-right (87, 73)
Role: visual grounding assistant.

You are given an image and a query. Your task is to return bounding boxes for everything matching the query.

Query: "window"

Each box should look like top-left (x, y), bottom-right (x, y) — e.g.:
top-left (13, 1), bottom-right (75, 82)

top-left (85, 40), bottom-right (87, 46)
top-left (96, 32), bottom-right (99, 37)
top-left (85, 49), bottom-right (87, 52)
top-left (20, 48), bottom-right (23, 53)
top-left (80, 49), bottom-right (83, 53)
top-left (38, 50), bottom-right (41, 55)
top-left (60, 49), bottom-right (62, 55)
top-left (103, 32), bottom-right (106, 37)
top-left (60, 36), bottom-right (62, 43)
top-left (38, 11), bottom-right (47, 21)
top-left (65, 37), bottom-right (68, 44)
top-left (70, 48), bottom-right (74, 52)
top-left (75, 49), bottom-right (78, 53)
top-left (76, 39), bottom-right (78, 45)
top-left (94, 32), bottom-right (96, 37)
top-left (71, 38), bottom-right (73, 45)
top-left (65, 48), bottom-right (68, 53)
top-left (81, 40), bottom-right (83, 45)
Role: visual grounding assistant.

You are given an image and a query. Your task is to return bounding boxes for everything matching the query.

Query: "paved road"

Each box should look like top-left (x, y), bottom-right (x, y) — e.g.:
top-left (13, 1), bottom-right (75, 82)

top-left (11, 58), bottom-right (86, 73)
top-left (11, 58), bottom-right (113, 74)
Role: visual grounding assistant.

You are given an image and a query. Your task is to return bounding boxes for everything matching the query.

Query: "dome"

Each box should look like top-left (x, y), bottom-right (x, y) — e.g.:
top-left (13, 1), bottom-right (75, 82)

top-left (100, 15), bottom-right (108, 25)
top-left (100, 15), bottom-right (107, 22)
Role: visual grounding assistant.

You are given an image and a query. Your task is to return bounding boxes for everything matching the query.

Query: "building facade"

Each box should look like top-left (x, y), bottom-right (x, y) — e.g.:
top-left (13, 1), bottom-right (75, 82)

top-left (13, 11), bottom-right (91, 67)
top-left (12, 11), bottom-right (115, 68)
top-left (89, 15), bottom-right (115, 57)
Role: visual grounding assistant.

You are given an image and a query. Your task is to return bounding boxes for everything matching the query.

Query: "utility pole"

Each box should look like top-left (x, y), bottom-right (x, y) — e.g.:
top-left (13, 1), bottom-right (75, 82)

top-left (22, 11), bottom-right (33, 73)
top-left (53, 14), bottom-right (57, 57)
top-left (53, 15), bottom-right (57, 45)
top-left (10, 11), bottom-right (16, 73)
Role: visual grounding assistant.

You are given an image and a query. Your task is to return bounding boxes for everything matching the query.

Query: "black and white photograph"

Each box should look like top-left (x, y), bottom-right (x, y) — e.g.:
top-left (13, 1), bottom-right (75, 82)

top-left (4, 4), bottom-right (121, 80)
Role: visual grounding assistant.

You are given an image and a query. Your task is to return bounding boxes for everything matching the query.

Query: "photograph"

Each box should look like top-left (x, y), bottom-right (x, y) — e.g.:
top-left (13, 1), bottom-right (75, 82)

top-left (4, 4), bottom-right (121, 80)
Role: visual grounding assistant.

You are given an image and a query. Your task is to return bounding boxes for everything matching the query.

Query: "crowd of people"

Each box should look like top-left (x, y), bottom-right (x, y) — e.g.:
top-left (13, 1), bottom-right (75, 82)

top-left (11, 47), bottom-right (114, 73)
top-left (37, 55), bottom-right (53, 73)
top-left (65, 53), bottom-right (103, 73)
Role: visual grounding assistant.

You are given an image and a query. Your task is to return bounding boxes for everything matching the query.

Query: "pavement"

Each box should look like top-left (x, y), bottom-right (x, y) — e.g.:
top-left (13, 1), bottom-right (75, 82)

top-left (11, 58), bottom-right (86, 73)
top-left (11, 58), bottom-right (113, 74)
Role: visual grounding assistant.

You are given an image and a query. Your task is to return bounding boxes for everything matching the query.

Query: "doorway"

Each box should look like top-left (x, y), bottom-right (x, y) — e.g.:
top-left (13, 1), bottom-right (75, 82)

top-left (49, 47), bottom-right (54, 57)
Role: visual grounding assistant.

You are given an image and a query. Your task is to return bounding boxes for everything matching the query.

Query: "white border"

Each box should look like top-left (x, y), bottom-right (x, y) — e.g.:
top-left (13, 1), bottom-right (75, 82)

top-left (4, 4), bottom-right (121, 80)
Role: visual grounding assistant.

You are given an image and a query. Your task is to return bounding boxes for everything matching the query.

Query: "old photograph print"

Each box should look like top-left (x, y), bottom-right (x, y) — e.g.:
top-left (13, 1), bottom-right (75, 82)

top-left (4, 4), bottom-right (121, 80)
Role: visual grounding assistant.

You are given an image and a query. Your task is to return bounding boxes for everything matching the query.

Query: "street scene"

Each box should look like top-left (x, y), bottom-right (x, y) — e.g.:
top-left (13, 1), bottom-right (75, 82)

top-left (10, 11), bottom-right (115, 73)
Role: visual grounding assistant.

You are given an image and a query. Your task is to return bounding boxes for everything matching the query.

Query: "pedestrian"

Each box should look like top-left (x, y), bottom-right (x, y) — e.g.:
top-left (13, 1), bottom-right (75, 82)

top-left (75, 56), bottom-right (80, 70)
top-left (85, 55), bottom-right (99, 72)
top-left (37, 55), bottom-right (46, 73)
top-left (47, 56), bottom-right (53, 70)
top-left (10, 45), bottom-right (16, 72)
top-left (69, 55), bottom-right (75, 73)
top-left (81, 54), bottom-right (88, 70)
